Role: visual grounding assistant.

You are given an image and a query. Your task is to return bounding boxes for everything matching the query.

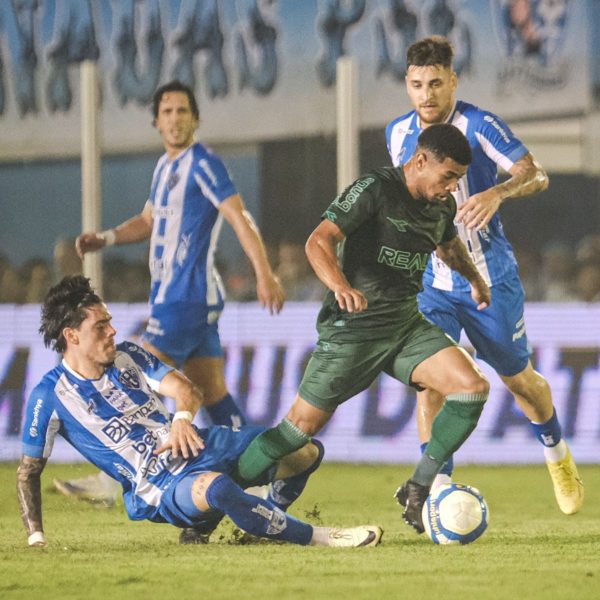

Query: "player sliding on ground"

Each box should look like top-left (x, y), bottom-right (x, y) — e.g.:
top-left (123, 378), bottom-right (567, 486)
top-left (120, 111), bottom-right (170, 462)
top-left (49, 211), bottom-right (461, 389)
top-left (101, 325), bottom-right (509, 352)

top-left (232, 124), bottom-right (492, 534)
top-left (16, 276), bottom-right (382, 549)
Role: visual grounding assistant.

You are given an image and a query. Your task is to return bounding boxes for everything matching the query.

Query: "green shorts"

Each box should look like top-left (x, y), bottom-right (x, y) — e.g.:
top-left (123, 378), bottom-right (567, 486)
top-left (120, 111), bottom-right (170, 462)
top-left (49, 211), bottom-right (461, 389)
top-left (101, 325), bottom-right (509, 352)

top-left (299, 312), bottom-right (455, 412)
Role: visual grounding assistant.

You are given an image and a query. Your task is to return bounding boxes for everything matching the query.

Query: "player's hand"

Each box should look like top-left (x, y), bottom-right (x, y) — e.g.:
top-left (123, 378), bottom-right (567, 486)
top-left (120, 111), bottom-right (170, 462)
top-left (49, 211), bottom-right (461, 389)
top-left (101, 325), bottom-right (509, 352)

top-left (256, 274), bottom-right (285, 315)
top-left (75, 232), bottom-right (106, 259)
top-left (456, 189), bottom-right (502, 230)
top-left (155, 419), bottom-right (204, 460)
top-left (28, 531), bottom-right (47, 548)
top-left (470, 280), bottom-right (491, 311)
top-left (333, 285), bottom-right (368, 313)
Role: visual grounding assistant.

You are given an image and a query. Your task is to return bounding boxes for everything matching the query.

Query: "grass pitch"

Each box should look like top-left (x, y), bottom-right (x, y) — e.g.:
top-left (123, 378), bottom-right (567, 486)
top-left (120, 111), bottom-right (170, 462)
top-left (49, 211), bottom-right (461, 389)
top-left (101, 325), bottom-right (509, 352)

top-left (0, 462), bottom-right (598, 600)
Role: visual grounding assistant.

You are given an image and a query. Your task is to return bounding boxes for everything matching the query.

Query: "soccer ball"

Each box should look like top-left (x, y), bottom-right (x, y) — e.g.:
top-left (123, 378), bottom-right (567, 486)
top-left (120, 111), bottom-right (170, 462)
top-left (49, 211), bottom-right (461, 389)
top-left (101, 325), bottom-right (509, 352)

top-left (422, 483), bottom-right (489, 545)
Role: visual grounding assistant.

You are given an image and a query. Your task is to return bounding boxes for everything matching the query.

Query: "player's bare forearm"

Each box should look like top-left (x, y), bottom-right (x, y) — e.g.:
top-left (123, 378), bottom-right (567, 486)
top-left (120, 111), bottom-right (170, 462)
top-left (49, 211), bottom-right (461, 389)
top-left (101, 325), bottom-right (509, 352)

top-left (456, 154), bottom-right (548, 230)
top-left (16, 456), bottom-right (46, 536)
top-left (495, 153), bottom-right (549, 201)
top-left (159, 370), bottom-right (203, 415)
top-left (437, 237), bottom-right (482, 286)
top-left (306, 221), bottom-right (367, 312)
top-left (220, 195), bottom-right (285, 312)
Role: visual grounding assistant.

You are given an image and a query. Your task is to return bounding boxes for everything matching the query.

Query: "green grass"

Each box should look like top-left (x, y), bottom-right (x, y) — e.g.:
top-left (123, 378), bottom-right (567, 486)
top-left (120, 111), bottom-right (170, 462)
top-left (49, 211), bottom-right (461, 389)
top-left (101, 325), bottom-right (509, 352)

top-left (1, 462), bottom-right (598, 600)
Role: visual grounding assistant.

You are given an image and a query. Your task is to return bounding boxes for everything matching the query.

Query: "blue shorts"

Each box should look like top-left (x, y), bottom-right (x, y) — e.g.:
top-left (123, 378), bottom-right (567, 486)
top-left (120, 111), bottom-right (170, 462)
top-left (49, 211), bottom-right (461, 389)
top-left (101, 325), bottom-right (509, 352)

top-left (158, 425), bottom-right (267, 528)
top-left (417, 274), bottom-right (531, 377)
top-left (143, 303), bottom-right (224, 368)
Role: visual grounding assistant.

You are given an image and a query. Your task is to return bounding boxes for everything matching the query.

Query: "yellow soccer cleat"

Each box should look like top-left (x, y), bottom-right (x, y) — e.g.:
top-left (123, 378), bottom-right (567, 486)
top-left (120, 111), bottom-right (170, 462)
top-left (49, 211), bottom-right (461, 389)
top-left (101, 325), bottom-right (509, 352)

top-left (546, 448), bottom-right (584, 515)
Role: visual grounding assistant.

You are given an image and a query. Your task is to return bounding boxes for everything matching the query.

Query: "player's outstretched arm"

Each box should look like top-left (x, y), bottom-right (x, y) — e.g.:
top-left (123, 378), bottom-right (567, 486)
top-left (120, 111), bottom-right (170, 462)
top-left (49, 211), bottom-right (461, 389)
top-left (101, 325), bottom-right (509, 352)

top-left (457, 153), bottom-right (548, 230)
top-left (16, 455), bottom-right (48, 547)
top-left (305, 220), bottom-right (367, 313)
top-left (436, 237), bottom-right (490, 310)
top-left (75, 204), bottom-right (154, 259)
top-left (154, 370), bottom-right (205, 460)
top-left (219, 194), bottom-right (285, 314)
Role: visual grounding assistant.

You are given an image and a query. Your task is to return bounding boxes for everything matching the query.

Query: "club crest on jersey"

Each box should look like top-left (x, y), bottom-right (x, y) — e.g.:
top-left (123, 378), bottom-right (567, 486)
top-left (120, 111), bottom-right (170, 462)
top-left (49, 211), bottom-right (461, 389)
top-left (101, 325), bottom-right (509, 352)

top-left (168, 172), bottom-right (180, 190)
top-left (118, 368), bottom-right (141, 389)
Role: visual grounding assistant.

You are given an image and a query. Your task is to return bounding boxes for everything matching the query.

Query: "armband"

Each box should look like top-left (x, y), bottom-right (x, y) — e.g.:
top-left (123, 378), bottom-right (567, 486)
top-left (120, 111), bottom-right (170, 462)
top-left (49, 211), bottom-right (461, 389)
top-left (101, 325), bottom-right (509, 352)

top-left (173, 411), bottom-right (193, 422)
top-left (98, 229), bottom-right (117, 247)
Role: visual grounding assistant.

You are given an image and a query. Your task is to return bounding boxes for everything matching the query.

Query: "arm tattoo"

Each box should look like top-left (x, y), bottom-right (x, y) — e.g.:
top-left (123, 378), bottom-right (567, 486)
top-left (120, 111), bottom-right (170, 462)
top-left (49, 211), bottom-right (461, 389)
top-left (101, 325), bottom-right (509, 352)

top-left (16, 456), bottom-right (47, 534)
top-left (436, 237), bottom-right (483, 284)
top-left (495, 154), bottom-right (549, 201)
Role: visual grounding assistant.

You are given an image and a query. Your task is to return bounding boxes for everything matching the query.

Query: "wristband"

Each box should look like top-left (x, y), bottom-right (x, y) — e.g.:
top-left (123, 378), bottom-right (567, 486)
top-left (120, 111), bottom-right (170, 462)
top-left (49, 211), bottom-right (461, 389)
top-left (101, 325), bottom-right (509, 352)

top-left (173, 411), bottom-right (193, 422)
top-left (28, 531), bottom-right (46, 546)
top-left (98, 229), bottom-right (117, 247)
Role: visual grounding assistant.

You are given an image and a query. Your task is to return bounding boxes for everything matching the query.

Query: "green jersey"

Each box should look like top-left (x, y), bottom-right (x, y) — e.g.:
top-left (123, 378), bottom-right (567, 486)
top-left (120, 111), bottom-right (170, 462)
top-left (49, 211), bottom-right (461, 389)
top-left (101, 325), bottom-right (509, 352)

top-left (318, 166), bottom-right (457, 331)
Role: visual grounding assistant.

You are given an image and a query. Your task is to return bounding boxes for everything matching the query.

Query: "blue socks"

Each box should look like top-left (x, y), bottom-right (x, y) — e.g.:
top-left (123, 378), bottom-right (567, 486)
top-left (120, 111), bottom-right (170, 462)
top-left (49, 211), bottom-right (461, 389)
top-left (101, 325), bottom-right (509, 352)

top-left (205, 474), bottom-right (313, 545)
top-left (421, 442), bottom-right (454, 476)
top-left (268, 440), bottom-right (325, 511)
top-left (205, 393), bottom-right (247, 428)
top-left (529, 409), bottom-right (562, 447)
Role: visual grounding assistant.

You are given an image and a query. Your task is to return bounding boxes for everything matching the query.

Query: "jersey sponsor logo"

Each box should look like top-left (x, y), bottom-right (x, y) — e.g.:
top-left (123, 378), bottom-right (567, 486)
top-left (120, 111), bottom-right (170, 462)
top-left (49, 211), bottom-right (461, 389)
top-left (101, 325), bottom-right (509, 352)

top-left (102, 417), bottom-right (131, 444)
top-left (121, 398), bottom-right (161, 427)
top-left (87, 399), bottom-right (97, 414)
top-left (127, 344), bottom-right (154, 367)
top-left (396, 147), bottom-right (407, 163)
top-left (153, 206), bottom-right (175, 219)
top-left (333, 177), bottom-right (375, 213)
top-left (28, 397), bottom-right (44, 438)
top-left (146, 317), bottom-right (165, 336)
top-left (386, 217), bottom-right (409, 233)
top-left (118, 368), bottom-right (141, 389)
top-left (377, 246), bottom-right (429, 274)
top-left (483, 115), bottom-right (511, 144)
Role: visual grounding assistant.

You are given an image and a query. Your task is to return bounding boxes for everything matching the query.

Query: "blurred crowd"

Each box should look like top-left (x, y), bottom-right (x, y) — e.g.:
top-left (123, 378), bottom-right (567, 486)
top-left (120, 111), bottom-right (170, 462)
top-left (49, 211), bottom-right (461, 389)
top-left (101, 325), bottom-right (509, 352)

top-left (1, 235), bottom-right (599, 304)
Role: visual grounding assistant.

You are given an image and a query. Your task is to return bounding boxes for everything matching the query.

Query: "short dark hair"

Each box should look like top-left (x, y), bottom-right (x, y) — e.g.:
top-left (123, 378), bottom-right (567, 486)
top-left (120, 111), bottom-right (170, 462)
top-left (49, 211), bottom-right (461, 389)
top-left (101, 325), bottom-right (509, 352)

top-left (40, 276), bottom-right (102, 353)
top-left (152, 80), bottom-right (200, 121)
top-left (417, 123), bottom-right (472, 166)
top-left (407, 36), bottom-right (454, 69)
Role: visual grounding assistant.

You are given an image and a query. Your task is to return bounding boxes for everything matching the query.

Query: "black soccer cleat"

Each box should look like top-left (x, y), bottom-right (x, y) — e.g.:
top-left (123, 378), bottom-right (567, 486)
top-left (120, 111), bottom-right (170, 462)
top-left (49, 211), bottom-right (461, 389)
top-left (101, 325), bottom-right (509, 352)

top-left (179, 527), bottom-right (210, 545)
top-left (394, 479), bottom-right (430, 534)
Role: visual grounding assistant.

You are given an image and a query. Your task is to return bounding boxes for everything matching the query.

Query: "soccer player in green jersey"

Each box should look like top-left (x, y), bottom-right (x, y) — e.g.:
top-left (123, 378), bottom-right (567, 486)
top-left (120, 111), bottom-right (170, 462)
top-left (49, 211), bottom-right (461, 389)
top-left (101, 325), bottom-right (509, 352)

top-left (233, 123), bottom-right (492, 533)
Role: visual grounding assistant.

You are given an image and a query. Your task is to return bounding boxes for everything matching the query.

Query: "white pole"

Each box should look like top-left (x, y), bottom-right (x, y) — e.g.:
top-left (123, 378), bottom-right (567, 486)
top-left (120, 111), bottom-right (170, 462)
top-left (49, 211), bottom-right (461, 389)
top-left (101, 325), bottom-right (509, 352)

top-left (336, 56), bottom-right (359, 194)
top-left (80, 60), bottom-right (103, 296)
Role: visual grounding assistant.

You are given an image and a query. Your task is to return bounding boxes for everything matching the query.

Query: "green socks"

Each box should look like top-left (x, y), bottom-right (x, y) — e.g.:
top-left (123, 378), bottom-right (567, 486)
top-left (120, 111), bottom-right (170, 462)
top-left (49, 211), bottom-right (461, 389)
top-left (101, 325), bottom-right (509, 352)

top-left (235, 418), bottom-right (311, 486)
top-left (413, 393), bottom-right (487, 486)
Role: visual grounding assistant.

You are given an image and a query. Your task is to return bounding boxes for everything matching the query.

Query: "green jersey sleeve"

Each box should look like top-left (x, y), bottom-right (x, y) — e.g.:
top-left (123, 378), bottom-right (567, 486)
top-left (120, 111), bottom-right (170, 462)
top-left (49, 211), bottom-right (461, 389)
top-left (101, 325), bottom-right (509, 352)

top-left (322, 175), bottom-right (380, 236)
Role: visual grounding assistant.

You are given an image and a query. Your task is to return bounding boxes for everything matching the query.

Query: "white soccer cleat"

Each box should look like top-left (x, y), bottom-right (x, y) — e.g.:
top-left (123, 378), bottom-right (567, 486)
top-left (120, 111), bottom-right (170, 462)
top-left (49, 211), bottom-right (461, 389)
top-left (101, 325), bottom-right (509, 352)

top-left (53, 472), bottom-right (119, 507)
top-left (327, 525), bottom-right (383, 548)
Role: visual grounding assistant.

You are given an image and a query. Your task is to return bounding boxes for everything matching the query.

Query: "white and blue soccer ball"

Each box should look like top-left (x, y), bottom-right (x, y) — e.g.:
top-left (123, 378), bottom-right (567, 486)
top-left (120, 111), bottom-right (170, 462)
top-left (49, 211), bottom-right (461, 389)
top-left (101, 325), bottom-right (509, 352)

top-left (422, 483), bottom-right (489, 545)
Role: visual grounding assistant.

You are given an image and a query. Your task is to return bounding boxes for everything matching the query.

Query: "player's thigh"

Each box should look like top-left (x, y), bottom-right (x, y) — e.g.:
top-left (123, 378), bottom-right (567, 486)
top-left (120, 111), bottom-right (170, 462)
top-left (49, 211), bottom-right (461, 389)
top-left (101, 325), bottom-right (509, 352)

top-left (461, 276), bottom-right (530, 377)
top-left (298, 334), bottom-right (398, 412)
top-left (384, 316), bottom-right (456, 389)
top-left (418, 285), bottom-right (462, 343)
top-left (412, 345), bottom-right (488, 396)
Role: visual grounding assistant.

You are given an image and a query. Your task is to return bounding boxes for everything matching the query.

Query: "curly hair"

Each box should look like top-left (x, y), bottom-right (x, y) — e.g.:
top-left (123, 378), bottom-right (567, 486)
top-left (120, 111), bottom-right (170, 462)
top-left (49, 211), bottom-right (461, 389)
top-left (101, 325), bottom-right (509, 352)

top-left (39, 275), bottom-right (102, 353)
top-left (417, 123), bottom-right (472, 167)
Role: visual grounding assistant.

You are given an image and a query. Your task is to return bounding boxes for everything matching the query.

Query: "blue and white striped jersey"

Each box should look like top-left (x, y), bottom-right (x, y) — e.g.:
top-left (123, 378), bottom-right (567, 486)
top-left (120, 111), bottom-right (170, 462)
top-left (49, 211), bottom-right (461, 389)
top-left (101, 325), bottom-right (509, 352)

top-left (386, 100), bottom-right (528, 291)
top-left (21, 342), bottom-right (189, 522)
top-left (147, 141), bottom-right (237, 309)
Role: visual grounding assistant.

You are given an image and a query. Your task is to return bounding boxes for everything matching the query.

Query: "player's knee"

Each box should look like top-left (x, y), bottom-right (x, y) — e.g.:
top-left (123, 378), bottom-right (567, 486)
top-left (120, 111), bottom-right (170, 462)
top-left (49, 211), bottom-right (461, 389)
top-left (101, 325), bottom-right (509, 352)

top-left (462, 372), bottom-right (489, 397)
top-left (191, 472), bottom-right (222, 511)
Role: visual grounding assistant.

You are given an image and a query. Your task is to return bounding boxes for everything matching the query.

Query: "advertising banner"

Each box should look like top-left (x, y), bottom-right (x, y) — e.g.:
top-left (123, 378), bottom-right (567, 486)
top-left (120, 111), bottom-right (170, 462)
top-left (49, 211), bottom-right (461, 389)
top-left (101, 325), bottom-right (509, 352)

top-left (0, 302), bottom-right (598, 464)
top-left (0, 0), bottom-right (589, 159)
